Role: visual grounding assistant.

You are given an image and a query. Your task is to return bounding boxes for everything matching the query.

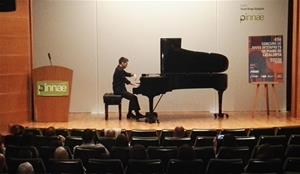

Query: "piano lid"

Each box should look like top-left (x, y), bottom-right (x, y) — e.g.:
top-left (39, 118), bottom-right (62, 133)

top-left (160, 38), bottom-right (229, 74)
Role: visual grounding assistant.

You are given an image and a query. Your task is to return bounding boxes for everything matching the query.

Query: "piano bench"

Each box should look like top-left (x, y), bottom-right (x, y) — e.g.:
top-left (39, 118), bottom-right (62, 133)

top-left (103, 93), bottom-right (122, 120)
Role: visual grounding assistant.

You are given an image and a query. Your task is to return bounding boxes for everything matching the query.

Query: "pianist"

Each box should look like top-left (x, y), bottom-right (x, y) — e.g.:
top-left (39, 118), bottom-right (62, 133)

top-left (112, 57), bottom-right (144, 119)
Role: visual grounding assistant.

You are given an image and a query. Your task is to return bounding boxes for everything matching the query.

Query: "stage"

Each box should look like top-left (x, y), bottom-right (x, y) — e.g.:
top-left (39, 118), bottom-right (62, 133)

top-left (21, 111), bottom-right (300, 130)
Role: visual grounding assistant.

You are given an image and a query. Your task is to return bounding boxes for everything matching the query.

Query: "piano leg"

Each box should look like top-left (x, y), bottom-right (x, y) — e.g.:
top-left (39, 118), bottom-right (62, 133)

top-left (145, 96), bottom-right (159, 124)
top-left (214, 90), bottom-right (229, 119)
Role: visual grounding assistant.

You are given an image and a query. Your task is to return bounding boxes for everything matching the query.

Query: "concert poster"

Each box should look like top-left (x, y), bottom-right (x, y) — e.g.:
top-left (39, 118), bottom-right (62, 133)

top-left (248, 35), bottom-right (283, 83)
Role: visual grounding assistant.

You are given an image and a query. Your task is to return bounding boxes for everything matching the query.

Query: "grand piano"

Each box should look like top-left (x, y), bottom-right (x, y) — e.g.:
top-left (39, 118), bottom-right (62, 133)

top-left (133, 38), bottom-right (229, 123)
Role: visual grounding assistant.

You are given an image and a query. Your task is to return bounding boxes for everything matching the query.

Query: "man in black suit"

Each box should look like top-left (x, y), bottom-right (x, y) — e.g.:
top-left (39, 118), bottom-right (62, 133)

top-left (113, 57), bottom-right (144, 119)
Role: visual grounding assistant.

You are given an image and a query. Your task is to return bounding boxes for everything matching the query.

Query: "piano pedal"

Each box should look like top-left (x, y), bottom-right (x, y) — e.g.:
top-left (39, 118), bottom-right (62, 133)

top-left (214, 113), bottom-right (229, 119)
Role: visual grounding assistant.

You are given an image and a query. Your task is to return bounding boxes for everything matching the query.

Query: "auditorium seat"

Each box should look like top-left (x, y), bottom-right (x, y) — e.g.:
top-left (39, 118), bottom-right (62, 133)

top-left (34, 135), bottom-right (61, 147)
top-left (221, 129), bottom-right (249, 136)
top-left (5, 145), bottom-right (39, 159)
top-left (277, 126), bottom-right (300, 137)
top-left (38, 146), bottom-right (72, 171)
top-left (24, 127), bottom-right (43, 136)
top-left (147, 146), bottom-right (178, 172)
top-left (6, 158), bottom-right (46, 174)
top-left (65, 136), bottom-right (83, 150)
top-left (193, 136), bottom-right (215, 147)
top-left (205, 158), bottom-right (244, 174)
top-left (70, 128), bottom-right (86, 137)
top-left (251, 144), bottom-right (285, 160)
top-left (126, 159), bottom-right (163, 174)
top-left (190, 129), bottom-right (219, 142)
top-left (235, 136), bottom-right (257, 152)
top-left (73, 146), bottom-right (109, 166)
top-left (162, 137), bottom-right (192, 147)
top-left (49, 159), bottom-right (85, 174)
top-left (98, 136), bottom-right (116, 151)
top-left (283, 157), bottom-right (300, 173)
top-left (166, 159), bottom-right (204, 174)
top-left (4, 135), bottom-right (23, 146)
top-left (285, 145), bottom-right (300, 158)
top-left (55, 128), bottom-right (70, 137)
top-left (193, 146), bottom-right (215, 166)
top-left (131, 137), bottom-right (160, 147)
top-left (248, 128), bottom-right (276, 138)
top-left (244, 158), bottom-right (282, 174)
top-left (160, 129), bottom-right (175, 142)
top-left (216, 146), bottom-right (250, 164)
top-left (256, 135), bottom-right (287, 146)
top-left (288, 134), bottom-right (300, 145)
top-left (130, 129), bottom-right (158, 138)
top-left (87, 159), bottom-right (125, 174)
top-left (111, 146), bottom-right (130, 166)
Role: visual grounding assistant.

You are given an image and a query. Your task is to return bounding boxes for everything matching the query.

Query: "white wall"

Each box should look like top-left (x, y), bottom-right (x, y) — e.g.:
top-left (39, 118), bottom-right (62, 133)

top-left (32, 0), bottom-right (288, 114)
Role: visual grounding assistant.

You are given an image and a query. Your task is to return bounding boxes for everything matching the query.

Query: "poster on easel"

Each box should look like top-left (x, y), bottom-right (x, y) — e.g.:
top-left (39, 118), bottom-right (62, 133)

top-left (249, 35), bottom-right (283, 83)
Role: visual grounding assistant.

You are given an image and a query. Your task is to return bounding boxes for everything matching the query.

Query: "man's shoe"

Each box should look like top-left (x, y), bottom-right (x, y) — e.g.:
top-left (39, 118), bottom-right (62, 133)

top-left (127, 112), bottom-right (135, 119)
top-left (135, 112), bottom-right (145, 119)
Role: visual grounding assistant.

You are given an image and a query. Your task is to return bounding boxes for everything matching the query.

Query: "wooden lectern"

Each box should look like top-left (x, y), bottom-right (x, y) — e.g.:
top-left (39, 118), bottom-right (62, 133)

top-left (32, 66), bottom-right (73, 122)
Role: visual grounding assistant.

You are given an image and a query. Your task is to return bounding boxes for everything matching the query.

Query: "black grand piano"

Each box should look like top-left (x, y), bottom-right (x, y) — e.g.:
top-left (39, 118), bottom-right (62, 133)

top-left (133, 38), bottom-right (229, 123)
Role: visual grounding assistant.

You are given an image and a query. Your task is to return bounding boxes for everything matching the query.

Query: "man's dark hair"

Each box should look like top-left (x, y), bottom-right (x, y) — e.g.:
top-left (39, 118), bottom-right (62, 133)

top-left (44, 126), bottom-right (56, 137)
top-left (119, 57), bottom-right (128, 64)
top-left (9, 124), bottom-right (24, 136)
top-left (173, 126), bottom-right (185, 138)
top-left (82, 129), bottom-right (95, 144)
top-left (115, 133), bottom-right (129, 147)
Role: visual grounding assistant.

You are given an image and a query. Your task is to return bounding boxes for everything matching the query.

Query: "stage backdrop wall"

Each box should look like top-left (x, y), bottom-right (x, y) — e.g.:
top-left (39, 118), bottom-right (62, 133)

top-left (32, 0), bottom-right (288, 114)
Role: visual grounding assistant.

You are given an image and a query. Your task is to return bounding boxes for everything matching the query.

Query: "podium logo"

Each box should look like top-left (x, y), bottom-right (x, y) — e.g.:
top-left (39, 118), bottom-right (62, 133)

top-left (37, 81), bottom-right (69, 96)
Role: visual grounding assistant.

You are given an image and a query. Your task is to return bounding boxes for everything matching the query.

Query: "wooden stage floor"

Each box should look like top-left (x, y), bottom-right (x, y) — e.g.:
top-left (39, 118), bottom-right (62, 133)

top-left (22, 111), bottom-right (300, 130)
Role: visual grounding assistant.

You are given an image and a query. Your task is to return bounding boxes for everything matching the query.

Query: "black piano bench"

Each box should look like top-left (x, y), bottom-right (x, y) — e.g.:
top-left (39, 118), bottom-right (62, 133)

top-left (103, 93), bottom-right (122, 120)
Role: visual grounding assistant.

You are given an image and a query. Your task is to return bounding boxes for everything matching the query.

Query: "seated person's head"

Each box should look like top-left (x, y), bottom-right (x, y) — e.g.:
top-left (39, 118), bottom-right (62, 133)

top-left (9, 124), bottom-right (24, 136)
top-left (0, 134), bottom-right (4, 154)
top-left (178, 144), bottom-right (195, 160)
top-left (44, 126), bottom-right (56, 137)
top-left (130, 144), bottom-right (147, 159)
top-left (115, 134), bottom-right (129, 147)
top-left (173, 126), bottom-right (185, 138)
top-left (254, 144), bottom-right (274, 159)
top-left (54, 146), bottom-right (70, 160)
top-left (0, 153), bottom-right (7, 172)
top-left (17, 162), bottom-right (34, 174)
top-left (214, 134), bottom-right (236, 154)
top-left (82, 129), bottom-right (95, 144)
top-left (105, 129), bottom-right (116, 138)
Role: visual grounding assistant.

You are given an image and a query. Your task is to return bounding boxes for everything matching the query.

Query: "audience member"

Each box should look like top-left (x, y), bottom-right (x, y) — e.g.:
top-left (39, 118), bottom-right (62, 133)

top-left (0, 134), bottom-right (5, 154)
top-left (17, 162), bottom-right (34, 174)
top-left (43, 126), bottom-right (66, 146)
top-left (54, 146), bottom-right (70, 160)
top-left (177, 144), bottom-right (195, 160)
top-left (129, 144), bottom-right (148, 159)
top-left (9, 124), bottom-right (24, 136)
top-left (115, 133), bottom-right (129, 147)
top-left (43, 126), bottom-right (56, 137)
top-left (57, 135), bottom-right (66, 146)
top-left (0, 154), bottom-right (7, 173)
top-left (75, 129), bottom-right (110, 156)
top-left (173, 126), bottom-right (185, 138)
top-left (105, 129), bottom-right (116, 138)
